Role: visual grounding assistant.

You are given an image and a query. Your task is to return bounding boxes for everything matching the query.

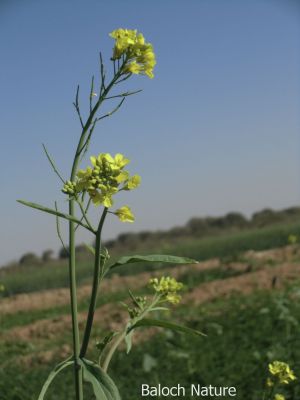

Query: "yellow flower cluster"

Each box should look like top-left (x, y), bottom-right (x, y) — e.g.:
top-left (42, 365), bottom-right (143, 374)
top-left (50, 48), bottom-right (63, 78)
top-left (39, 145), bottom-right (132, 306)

top-left (268, 361), bottom-right (296, 385)
top-left (110, 28), bottom-right (156, 78)
top-left (62, 153), bottom-right (140, 221)
top-left (149, 276), bottom-right (183, 304)
top-left (274, 394), bottom-right (285, 400)
top-left (288, 234), bottom-right (298, 245)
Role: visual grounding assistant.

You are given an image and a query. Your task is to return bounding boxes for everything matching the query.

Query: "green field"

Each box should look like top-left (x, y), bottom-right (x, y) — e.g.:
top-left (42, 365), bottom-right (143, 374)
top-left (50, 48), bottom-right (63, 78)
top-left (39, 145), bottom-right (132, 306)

top-left (1, 220), bottom-right (300, 296)
top-left (0, 221), bottom-right (300, 399)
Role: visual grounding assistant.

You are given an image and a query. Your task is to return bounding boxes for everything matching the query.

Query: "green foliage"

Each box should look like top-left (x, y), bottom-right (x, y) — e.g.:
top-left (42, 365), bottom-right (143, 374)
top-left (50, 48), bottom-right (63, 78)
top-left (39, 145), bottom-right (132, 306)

top-left (80, 359), bottom-right (121, 400)
top-left (129, 318), bottom-right (206, 337)
top-left (37, 358), bottom-right (74, 400)
top-left (19, 252), bottom-right (40, 266)
top-left (108, 254), bottom-right (197, 272)
top-left (2, 286), bottom-right (299, 399)
top-left (2, 221), bottom-right (300, 296)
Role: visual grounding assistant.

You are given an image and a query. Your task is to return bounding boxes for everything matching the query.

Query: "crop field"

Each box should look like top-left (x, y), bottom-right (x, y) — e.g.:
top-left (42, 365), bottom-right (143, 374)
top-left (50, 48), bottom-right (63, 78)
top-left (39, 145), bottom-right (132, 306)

top-left (1, 222), bottom-right (300, 399)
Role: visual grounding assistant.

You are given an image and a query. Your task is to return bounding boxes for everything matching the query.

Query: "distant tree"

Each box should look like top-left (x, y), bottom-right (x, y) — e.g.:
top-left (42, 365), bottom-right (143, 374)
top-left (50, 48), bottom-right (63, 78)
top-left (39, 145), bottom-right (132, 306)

top-left (186, 218), bottom-right (209, 235)
top-left (251, 208), bottom-right (278, 227)
top-left (223, 212), bottom-right (248, 228)
top-left (19, 252), bottom-right (40, 265)
top-left (42, 249), bottom-right (54, 262)
top-left (168, 226), bottom-right (185, 238)
top-left (139, 231), bottom-right (152, 242)
top-left (104, 239), bottom-right (116, 249)
top-left (116, 232), bottom-right (139, 249)
top-left (75, 244), bottom-right (91, 259)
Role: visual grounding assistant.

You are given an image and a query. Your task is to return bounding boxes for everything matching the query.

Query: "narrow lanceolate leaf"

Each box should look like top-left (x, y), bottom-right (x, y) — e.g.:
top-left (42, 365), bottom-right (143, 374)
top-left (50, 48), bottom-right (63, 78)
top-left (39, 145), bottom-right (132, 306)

top-left (37, 358), bottom-right (74, 400)
top-left (108, 254), bottom-right (197, 271)
top-left (96, 332), bottom-right (118, 355)
top-left (129, 318), bottom-right (207, 337)
top-left (17, 200), bottom-right (95, 233)
top-left (80, 358), bottom-right (121, 400)
top-left (84, 243), bottom-right (96, 255)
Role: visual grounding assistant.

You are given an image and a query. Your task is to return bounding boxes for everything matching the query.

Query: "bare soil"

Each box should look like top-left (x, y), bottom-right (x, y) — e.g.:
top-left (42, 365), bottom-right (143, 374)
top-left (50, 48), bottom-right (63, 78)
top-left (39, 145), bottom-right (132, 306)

top-left (1, 245), bottom-right (300, 367)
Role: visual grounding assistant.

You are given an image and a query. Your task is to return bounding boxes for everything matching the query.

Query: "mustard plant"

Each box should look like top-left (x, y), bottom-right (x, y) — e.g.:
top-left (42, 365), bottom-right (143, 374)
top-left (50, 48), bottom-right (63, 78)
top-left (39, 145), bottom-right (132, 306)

top-left (19, 29), bottom-right (204, 400)
top-left (263, 361), bottom-right (297, 400)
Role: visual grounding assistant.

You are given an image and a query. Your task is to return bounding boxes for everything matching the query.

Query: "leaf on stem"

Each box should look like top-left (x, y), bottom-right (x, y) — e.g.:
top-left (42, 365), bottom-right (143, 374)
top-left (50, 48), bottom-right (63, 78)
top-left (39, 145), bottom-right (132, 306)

top-left (96, 332), bottom-right (118, 355)
top-left (55, 201), bottom-right (69, 255)
top-left (84, 243), bottom-right (96, 255)
top-left (128, 318), bottom-right (207, 337)
top-left (42, 144), bottom-right (65, 184)
top-left (37, 358), bottom-right (74, 400)
top-left (108, 254), bottom-right (198, 271)
top-left (17, 200), bottom-right (95, 233)
top-left (80, 358), bottom-right (121, 400)
top-left (124, 330), bottom-right (133, 354)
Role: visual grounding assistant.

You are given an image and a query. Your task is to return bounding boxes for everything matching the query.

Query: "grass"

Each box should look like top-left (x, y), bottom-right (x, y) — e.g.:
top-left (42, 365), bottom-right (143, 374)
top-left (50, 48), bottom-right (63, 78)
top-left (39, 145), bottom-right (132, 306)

top-left (1, 222), bottom-right (300, 399)
top-left (1, 286), bottom-right (299, 399)
top-left (1, 220), bottom-right (300, 296)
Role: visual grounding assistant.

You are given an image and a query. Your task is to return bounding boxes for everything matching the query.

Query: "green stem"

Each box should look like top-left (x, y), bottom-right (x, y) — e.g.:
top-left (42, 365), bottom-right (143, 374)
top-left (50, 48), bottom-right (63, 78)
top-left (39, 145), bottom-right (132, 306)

top-left (67, 64), bottom-right (125, 397)
top-left (80, 208), bottom-right (108, 357)
top-left (76, 197), bottom-right (95, 232)
top-left (102, 331), bottom-right (126, 372)
top-left (68, 201), bottom-right (84, 400)
top-left (102, 297), bottom-right (160, 372)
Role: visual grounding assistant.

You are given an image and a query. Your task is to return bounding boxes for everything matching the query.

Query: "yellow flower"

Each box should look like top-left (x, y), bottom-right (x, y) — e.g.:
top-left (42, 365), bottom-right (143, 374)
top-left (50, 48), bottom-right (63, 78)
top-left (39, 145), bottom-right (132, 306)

top-left (63, 152), bottom-right (140, 208)
top-left (149, 276), bottom-right (183, 304)
top-left (166, 293), bottom-right (181, 305)
top-left (114, 206), bottom-right (135, 223)
top-left (109, 28), bottom-right (156, 79)
top-left (109, 28), bottom-right (137, 59)
top-left (269, 361), bottom-right (296, 385)
top-left (115, 170), bottom-right (129, 184)
top-left (125, 61), bottom-right (142, 75)
top-left (266, 378), bottom-right (274, 387)
top-left (274, 394), bottom-right (285, 400)
top-left (288, 234), bottom-right (297, 245)
top-left (125, 175), bottom-right (141, 190)
top-left (114, 153), bottom-right (130, 168)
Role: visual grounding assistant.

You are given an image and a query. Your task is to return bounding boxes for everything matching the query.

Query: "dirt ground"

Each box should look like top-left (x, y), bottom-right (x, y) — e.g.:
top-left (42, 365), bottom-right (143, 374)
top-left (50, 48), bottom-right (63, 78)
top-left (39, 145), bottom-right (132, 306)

top-left (1, 245), bottom-right (300, 367)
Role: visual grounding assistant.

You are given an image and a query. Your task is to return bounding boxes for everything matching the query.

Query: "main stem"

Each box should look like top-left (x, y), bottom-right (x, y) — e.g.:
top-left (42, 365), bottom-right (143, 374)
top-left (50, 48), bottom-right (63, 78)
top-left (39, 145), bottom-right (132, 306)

top-left (69, 134), bottom-right (89, 400)
top-left (68, 66), bottom-right (123, 398)
top-left (68, 202), bottom-right (84, 400)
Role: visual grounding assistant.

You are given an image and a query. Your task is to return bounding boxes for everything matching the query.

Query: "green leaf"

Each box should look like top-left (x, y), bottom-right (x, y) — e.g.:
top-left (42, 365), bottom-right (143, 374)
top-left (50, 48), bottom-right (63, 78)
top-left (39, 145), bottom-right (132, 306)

top-left (84, 243), bottom-right (96, 255)
top-left (129, 318), bottom-right (207, 337)
top-left (80, 358), bottom-right (121, 400)
top-left (128, 289), bottom-right (141, 309)
top-left (124, 322), bottom-right (133, 354)
top-left (38, 358), bottom-right (74, 400)
top-left (17, 200), bottom-right (95, 233)
top-left (108, 254), bottom-right (197, 271)
top-left (96, 332), bottom-right (118, 355)
top-left (42, 143), bottom-right (65, 184)
top-left (124, 331), bottom-right (133, 354)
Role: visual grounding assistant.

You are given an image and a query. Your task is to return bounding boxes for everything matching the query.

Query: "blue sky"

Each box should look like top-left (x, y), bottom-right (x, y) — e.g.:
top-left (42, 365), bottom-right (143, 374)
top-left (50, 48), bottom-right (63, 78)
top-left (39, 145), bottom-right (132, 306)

top-left (0, 0), bottom-right (299, 265)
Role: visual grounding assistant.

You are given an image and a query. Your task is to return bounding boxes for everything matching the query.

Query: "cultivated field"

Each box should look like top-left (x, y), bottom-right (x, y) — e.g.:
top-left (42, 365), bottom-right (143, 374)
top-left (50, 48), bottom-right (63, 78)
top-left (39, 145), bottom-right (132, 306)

top-left (1, 222), bottom-right (300, 399)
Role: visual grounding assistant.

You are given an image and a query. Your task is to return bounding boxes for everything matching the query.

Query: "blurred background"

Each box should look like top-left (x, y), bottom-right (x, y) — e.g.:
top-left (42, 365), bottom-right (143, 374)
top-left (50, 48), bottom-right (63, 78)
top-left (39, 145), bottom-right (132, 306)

top-left (0, 1), bottom-right (300, 399)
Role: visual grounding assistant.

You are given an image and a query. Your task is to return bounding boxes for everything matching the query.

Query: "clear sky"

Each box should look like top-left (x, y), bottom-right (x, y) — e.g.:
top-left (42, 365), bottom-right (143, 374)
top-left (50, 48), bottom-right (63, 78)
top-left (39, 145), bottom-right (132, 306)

top-left (0, 0), bottom-right (299, 266)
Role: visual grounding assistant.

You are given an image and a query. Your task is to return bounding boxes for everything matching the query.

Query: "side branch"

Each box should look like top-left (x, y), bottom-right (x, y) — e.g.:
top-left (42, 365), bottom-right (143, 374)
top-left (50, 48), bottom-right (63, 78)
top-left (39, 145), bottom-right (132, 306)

top-left (73, 85), bottom-right (84, 129)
